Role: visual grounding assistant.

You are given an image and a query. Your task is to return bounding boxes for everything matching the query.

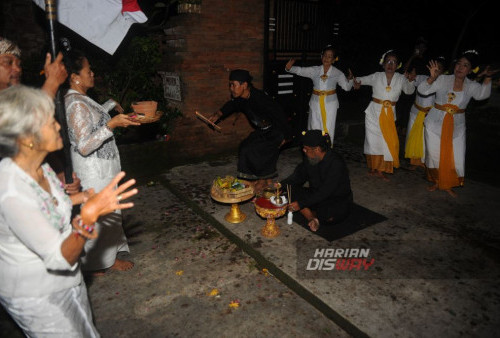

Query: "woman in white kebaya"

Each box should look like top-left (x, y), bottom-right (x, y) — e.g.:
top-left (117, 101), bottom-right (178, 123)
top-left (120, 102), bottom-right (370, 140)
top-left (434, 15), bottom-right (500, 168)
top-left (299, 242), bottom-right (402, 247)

top-left (64, 50), bottom-right (140, 274)
top-left (418, 50), bottom-right (496, 197)
top-left (353, 50), bottom-right (416, 180)
top-left (286, 45), bottom-right (353, 144)
top-left (404, 56), bottom-right (446, 169)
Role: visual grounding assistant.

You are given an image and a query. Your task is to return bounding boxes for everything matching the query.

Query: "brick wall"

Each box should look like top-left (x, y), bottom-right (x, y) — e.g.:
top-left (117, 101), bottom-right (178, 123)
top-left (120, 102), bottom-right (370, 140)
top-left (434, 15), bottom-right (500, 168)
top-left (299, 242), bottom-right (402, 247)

top-left (161, 0), bottom-right (265, 157)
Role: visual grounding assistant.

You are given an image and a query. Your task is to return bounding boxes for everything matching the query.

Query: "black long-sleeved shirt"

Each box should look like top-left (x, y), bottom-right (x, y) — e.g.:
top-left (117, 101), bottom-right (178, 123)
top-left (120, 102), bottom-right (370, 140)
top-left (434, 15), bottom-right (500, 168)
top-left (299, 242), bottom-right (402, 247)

top-left (219, 87), bottom-right (292, 140)
top-left (281, 150), bottom-right (352, 208)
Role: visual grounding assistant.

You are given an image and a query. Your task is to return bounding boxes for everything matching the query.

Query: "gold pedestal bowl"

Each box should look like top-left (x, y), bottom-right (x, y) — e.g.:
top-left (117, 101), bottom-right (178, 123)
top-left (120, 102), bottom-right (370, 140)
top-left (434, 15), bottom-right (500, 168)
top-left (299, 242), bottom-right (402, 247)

top-left (210, 179), bottom-right (254, 224)
top-left (254, 197), bottom-right (287, 238)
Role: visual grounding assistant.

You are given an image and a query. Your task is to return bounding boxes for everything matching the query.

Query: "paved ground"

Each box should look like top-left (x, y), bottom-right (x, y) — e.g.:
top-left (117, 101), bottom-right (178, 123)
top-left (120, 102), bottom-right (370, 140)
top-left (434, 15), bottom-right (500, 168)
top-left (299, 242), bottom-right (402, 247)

top-left (1, 139), bottom-right (499, 337)
top-left (160, 142), bottom-right (500, 337)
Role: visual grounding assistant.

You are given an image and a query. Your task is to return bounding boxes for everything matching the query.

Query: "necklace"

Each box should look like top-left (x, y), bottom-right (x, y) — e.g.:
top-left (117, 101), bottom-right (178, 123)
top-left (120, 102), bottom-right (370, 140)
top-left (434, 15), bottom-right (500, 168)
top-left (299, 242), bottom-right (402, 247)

top-left (34, 168), bottom-right (58, 206)
top-left (51, 196), bottom-right (59, 206)
top-left (320, 74), bottom-right (328, 82)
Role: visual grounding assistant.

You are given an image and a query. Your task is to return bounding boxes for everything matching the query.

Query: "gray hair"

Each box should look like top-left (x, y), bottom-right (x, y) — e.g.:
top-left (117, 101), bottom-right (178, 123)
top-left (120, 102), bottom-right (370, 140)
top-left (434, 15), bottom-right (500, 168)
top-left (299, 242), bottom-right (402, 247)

top-left (0, 85), bottom-right (54, 157)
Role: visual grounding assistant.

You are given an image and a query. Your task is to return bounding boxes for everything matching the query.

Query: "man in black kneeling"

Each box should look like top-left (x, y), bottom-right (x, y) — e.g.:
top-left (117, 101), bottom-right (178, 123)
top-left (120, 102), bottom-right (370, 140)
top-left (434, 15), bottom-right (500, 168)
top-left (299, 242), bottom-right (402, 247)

top-left (281, 130), bottom-right (353, 232)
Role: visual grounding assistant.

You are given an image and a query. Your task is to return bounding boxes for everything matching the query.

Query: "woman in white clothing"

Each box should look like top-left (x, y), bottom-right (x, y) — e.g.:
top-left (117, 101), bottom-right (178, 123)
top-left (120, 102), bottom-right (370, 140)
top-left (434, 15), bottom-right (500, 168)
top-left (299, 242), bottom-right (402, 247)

top-left (353, 50), bottom-right (416, 180)
top-left (0, 85), bottom-right (137, 337)
top-left (404, 57), bottom-right (446, 169)
top-left (285, 45), bottom-right (353, 144)
top-left (418, 51), bottom-right (496, 197)
top-left (64, 50), bottom-right (140, 274)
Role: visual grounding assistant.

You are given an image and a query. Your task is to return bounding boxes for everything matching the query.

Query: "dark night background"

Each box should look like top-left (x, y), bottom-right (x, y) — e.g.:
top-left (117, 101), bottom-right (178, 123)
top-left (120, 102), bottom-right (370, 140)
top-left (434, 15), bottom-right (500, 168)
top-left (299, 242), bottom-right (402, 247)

top-left (328, 0), bottom-right (499, 75)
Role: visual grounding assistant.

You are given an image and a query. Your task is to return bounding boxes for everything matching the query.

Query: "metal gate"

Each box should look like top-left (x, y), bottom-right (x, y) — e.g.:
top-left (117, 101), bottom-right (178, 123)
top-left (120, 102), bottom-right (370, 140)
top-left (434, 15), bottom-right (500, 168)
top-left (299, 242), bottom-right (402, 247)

top-left (264, 0), bottom-right (339, 142)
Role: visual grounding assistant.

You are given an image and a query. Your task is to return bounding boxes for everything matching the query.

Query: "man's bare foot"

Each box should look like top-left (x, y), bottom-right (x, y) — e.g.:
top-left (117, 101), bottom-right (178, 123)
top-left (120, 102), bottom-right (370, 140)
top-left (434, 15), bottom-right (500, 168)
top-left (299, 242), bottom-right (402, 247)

top-left (110, 258), bottom-right (134, 271)
top-left (408, 165), bottom-right (418, 171)
top-left (445, 189), bottom-right (457, 198)
top-left (308, 218), bottom-right (320, 232)
top-left (427, 184), bottom-right (438, 192)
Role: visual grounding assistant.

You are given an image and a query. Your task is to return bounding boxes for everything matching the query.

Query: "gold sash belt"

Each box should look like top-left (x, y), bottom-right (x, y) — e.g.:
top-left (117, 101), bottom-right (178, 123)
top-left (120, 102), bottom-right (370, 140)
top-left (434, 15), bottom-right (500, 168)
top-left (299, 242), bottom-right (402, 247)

top-left (413, 102), bottom-right (431, 113)
top-left (372, 98), bottom-right (396, 107)
top-left (434, 103), bottom-right (464, 115)
top-left (312, 89), bottom-right (336, 96)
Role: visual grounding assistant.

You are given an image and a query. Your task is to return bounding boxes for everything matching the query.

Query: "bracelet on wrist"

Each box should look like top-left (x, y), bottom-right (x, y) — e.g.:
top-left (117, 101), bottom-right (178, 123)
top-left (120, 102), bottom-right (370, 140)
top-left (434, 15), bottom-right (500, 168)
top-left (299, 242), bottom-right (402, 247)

top-left (105, 124), bottom-right (113, 132)
top-left (72, 215), bottom-right (98, 240)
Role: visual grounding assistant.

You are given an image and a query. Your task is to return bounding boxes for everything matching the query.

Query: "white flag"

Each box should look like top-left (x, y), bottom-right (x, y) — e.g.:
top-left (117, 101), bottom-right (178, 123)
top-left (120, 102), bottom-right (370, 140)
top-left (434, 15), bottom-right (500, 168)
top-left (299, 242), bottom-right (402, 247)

top-left (32, 0), bottom-right (147, 55)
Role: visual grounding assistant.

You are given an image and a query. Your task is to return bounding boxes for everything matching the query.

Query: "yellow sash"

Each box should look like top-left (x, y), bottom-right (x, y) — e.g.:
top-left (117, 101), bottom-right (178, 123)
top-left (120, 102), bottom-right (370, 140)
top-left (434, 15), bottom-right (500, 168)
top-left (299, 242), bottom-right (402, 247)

top-left (313, 89), bottom-right (336, 135)
top-left (436, 104), bottom-right (461, 189)
top-left (375, 99), bottom-right (399, 168)
top-left (404, 103), bottom-right (430, 159)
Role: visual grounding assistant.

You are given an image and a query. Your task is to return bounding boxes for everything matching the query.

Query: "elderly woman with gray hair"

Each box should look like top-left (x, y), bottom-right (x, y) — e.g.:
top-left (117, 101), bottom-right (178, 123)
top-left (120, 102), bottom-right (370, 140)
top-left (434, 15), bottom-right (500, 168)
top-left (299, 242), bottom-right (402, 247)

top-left (0, 85), bottom-right (138, 336)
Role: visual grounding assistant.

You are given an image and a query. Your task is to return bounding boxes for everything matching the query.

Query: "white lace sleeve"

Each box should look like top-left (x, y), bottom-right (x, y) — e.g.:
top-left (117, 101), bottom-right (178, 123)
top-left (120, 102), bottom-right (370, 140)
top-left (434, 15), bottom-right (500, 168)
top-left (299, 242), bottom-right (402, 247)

top-left (101, 99), bottom-right (117, 113)
top-left (66, 101), bottom-right (114, 156)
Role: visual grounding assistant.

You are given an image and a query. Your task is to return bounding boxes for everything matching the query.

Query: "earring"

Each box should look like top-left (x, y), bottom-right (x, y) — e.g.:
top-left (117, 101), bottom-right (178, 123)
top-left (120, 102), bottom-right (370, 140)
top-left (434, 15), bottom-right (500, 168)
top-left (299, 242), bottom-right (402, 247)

top-left (29, 143), bottom-right (33, 149)
top-left (75, 80), bottom-right (80, 85)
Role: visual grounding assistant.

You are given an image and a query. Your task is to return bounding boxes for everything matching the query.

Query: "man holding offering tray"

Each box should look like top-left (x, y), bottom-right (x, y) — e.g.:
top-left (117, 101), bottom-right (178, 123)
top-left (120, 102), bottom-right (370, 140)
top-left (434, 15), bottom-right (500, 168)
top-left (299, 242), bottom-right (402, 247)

top-left (281, 130), bottom-right (352, 232)
top-left (210, 69), bottom-right (292, 192)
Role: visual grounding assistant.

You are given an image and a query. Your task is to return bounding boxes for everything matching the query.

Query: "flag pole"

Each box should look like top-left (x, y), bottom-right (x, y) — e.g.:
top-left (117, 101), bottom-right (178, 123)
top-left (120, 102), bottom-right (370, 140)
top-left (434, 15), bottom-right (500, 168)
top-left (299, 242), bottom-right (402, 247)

top-left (45, 0), bottom-right (74, 184)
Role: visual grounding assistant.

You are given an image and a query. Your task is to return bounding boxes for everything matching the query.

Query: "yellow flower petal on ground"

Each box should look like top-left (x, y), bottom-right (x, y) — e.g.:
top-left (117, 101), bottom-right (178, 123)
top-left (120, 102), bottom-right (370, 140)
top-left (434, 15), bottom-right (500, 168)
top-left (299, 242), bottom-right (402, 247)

top-left (208, 288), bottom-right (219, 296)
top-left (175, 270), bottom-right (184, 276)
top-left (229, 300), bottom-right (240, 308)
top-left (262, 268), bottom-right (269, 276)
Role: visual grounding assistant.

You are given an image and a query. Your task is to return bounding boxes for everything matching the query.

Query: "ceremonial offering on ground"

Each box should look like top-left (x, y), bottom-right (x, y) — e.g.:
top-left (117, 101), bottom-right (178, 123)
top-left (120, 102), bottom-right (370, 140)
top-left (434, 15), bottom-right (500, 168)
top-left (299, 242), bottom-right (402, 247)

top-left (254, 196), bottom-right (287, 238)
top-left (211, 176), bottom-right (254, 223)
top-left (270, 195), bottom-right (287, 207)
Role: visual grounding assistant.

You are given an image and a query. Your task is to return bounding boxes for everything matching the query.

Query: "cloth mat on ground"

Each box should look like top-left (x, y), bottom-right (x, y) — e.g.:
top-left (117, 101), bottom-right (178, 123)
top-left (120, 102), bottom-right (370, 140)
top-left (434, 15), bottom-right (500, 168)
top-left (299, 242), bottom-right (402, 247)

top-left (294, 203), bottom-right (387, 241)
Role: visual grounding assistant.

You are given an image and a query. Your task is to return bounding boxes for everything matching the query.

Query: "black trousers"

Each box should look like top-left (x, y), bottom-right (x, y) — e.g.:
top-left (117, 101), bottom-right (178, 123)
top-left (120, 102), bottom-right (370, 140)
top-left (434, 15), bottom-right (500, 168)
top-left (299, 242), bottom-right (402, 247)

top-left (290, 185), bottom-right (353, 227)
top-left (237, 128), bottom-right (284, 180)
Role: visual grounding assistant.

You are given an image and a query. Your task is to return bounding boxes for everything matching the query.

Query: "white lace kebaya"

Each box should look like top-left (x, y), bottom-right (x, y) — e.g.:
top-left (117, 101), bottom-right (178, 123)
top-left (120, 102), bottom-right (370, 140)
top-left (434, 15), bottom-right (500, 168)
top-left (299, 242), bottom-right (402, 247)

top-left (64, 89), bottom-right (121, 191)
top-left (64, 89), bottom-right (129, 271)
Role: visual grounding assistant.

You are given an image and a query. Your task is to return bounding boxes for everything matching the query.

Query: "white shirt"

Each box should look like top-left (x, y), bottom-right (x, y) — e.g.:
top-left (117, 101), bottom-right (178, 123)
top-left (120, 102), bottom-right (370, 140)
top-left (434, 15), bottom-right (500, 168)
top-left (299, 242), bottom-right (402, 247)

top-left (0, 158), bottom-right (81, 298)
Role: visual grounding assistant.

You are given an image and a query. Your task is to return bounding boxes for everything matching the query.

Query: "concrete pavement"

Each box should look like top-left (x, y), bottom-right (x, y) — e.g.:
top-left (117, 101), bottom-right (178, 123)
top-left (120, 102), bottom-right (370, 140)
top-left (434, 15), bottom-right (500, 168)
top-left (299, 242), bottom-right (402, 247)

top-left (1, 140), bottom-right (499, 337)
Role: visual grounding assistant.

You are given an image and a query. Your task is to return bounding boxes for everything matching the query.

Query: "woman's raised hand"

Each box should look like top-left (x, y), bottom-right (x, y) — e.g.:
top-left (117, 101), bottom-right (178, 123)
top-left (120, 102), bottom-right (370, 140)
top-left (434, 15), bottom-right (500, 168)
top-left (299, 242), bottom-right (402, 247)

top-left (478, 65), bottom-right (499, 78)
top-left (285, 59), bottom-right (296, 71)
top-left (80, 172), bottom-right (138, 225)
top-left (426, 60), bottom-right (440, 82)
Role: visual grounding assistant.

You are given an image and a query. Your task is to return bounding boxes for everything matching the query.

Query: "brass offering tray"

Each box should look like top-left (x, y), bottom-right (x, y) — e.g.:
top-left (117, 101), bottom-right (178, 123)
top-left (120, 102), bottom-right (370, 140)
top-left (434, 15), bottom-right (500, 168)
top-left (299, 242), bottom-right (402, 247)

top-left (210, 177), bottom-right (254, 223)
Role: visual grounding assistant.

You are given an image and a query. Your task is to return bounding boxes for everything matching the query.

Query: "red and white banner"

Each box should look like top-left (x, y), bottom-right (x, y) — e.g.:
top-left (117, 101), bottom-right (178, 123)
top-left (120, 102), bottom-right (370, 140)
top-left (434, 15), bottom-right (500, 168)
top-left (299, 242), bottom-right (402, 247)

top-left (32, 0), bottom-right (147, 55)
